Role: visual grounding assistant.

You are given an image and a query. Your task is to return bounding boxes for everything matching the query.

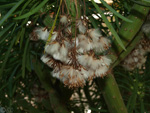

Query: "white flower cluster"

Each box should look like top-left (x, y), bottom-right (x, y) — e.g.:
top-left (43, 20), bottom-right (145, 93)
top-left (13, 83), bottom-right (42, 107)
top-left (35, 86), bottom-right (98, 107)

top-left (122, 37), bottom-right (150, 71)
top-left (31, 15), bottom-right (112, 88)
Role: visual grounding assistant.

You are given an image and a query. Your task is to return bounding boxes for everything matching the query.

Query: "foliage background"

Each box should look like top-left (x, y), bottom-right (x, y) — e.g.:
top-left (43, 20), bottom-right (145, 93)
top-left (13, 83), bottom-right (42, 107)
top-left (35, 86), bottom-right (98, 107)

top-left (0, 0), bottom-right (150, 113)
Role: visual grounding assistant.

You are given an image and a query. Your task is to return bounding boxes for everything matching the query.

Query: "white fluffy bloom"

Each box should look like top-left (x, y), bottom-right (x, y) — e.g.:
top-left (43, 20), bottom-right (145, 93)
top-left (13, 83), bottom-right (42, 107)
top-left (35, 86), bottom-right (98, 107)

top-left (93, 41), bottom-right (105, 52)
top-left (88, 29), bottom-right (102, 42)
top-left (77, 20), bottom-right (86, 34)
top-left (52, 68), bottom-right (60, 79)
top-left (93, 37), bottom-right (111, 52)
top-left (87, 56), bottom-right (111, 70)
top-left (50, 32), bottom-right (58, 42)
top-left (77, 34), bottom-right (93, 53)
top-left (59, 44), bottom-right (69, 63)
top-left (80, 67), bottom-right (90, 79)
top-left (99, 56), bottom-right (112, 66)
top-left (78, 54), bottom-right (99, 70)
top-left (77, 54), bottom-right (89, 67)
top-left (52, 52), bottom-right (61, 60)
top-left (60, 44), bottom-right (68, 57)
top-left (34, 27), bottom-right (49, 41)
top-left (78, 54), bottom-right (97, 69)
top-left (45, 42), bottom-right (60, 56)
top-left (87, 69), bottom-right (95, 79)
top-left (78, 54), bottom-right (111, 70)
top-left (40, 54), bottom-right (55, 68)
top-left (100, 37), bottom-right (111, 49)
top-left (58, 66), bottom-right (86, 88)
top-left (60, 15), bottom-right (68, 24)
top-left (41, 54), bottom-right (50, 63)
top-left (95, 66), bottom-right (109, 77)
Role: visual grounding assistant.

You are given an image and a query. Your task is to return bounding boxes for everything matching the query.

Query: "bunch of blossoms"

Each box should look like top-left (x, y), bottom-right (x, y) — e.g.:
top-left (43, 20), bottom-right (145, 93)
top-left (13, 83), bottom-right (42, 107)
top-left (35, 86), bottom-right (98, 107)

top-left (122, 23), bottom-right (150, 71)
top-left (30, 15), bottom-right (112, 88)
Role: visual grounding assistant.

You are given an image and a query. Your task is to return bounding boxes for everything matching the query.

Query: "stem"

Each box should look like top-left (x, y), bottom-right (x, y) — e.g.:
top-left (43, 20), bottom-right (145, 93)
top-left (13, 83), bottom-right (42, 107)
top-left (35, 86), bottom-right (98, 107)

top-left (96, 74), bottom-right (128, 113)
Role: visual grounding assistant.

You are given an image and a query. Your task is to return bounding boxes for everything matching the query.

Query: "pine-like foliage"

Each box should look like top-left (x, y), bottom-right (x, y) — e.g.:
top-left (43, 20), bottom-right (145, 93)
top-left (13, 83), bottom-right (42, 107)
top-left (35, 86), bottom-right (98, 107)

top-left (0, 0), bottom-right (150, 113)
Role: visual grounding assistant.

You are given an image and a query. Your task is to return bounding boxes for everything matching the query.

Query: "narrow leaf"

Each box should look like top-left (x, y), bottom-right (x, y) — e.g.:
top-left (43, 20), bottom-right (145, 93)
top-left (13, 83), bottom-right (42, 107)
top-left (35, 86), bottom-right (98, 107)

top-left (100, 0), bottom-right (132, 23)
top-left (0, 36), bottom-right (18, 78)
top-left (8, 64), bottom-right (19, 98)
top-left (0, 23), bottom-right (14, 37)
top-left (131, 0), bottom-right (150, 7)
top-left (22, 38), bottom-right (29, 78)
top-left (14, 0), bottom-right (48, 19)
top-left (142, 0), bottom-right (150, 3)
top-left (0, 0), bottom-right (24, 25)
top-left (0, 2), bottom-right (16, 9)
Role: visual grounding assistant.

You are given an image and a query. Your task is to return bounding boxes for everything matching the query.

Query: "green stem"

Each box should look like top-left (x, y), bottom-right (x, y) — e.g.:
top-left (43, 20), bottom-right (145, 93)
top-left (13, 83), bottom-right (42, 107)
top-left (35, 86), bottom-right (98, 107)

top-left (96, 74), bottom-right (128, 113)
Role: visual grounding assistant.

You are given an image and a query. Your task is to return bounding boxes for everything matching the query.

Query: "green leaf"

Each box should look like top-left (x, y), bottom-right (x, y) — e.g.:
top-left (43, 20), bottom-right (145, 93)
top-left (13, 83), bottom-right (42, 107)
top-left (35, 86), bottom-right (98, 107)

top-left (20, 28), bottom-right (25, 48)
top-left (71, 2), bottom-right (76, 17)
top-left (22, 38), bottom-right (29, 78)
top-left (100, 0), bottom-right (132, 23)
top-left (26, 42), bottom-right (31, 72)
top-left (0, 35), bottom-right (18, 78)
top-left (19, 0), bottom-right (32, 16)
top-left (0, 23), bottom-right (14, 37)
top-left (0, 0), bottom-right (24, 26)
top-left (43, 15), bottom-right (54, 28)
top-left (91, 0), bottom-right (126, 50)
top-left (131, 0), bottom-right (150, 7)
top-left (0, 2), bottom-right (16, 9)
top-left (142, 0), bottom-right (150, 3)
top-left (8, 64), bottom-right (20, 98)
top-left (14, 0), bottom-right (48, 19)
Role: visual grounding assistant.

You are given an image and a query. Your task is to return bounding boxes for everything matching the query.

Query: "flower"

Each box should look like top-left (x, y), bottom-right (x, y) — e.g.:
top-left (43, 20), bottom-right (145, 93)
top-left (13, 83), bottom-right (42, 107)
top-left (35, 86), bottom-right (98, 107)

top-left (88, 29), bottom-right (102, 42)
top-left (41, 54), bottom-right (51, 64)
top-left (60, 15), bottom-right (68, 25)
top-left (77, 34), bottom-right (93, 53)
top-left (95, 66), bottom-right (109, 77)
top-left (77, 54), bottom-right (111, 71)
top-left (41, 54), bottom-right (62, 68)
top-left (122, 37), bottom-right (150, 71)
top-left (58, 66), bottom-right (86, 88)
top-left (39, 14), bottom-right (112, 88)
top-left (34, 27), bottom-right (49, 41)
top-left (45, 41), bottom-right (60, 56)
top-left (93, 37), bottom-right (111, 53)
top-left (50, 32), bottom-right (58, 42)
top-left (77, 20), bottom-right (87, 34)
